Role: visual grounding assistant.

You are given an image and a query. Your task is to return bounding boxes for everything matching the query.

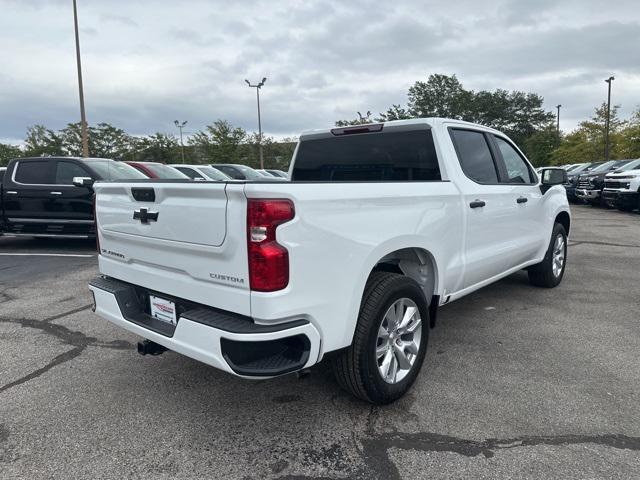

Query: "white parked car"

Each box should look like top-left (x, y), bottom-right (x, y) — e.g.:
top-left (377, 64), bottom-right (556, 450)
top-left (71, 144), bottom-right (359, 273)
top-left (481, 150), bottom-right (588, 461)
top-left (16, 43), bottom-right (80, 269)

top-left (601, 159), bottom-right (640, 211)
top-left (169, 164), bottom-right (230, 181)
top-left (89, 118), bottom-right (570, 404)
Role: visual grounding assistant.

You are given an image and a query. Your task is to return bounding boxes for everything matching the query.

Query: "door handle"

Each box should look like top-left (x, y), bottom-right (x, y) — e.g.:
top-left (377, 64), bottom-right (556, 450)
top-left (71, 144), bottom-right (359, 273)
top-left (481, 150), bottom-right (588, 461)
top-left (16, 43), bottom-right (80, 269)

top-left (469, 200), bottom-right (486, 209)
top-left (50, 191), bottom-right (63, 195)
top-left (6, 190), bottom-right (17, 195)
top-left (516, 197), bottom-right (528, 204)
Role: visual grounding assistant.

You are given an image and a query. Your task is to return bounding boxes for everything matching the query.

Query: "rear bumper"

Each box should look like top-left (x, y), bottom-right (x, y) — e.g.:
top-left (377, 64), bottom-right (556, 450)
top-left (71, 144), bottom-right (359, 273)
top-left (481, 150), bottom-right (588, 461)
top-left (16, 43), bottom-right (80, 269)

top-left (89, 276), bottom-right (321, 378)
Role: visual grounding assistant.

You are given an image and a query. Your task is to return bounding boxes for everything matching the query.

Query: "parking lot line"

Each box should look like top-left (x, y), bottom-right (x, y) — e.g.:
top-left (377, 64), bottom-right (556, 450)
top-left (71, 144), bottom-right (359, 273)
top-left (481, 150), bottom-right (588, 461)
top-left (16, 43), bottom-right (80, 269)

top-left (0, 253), bottom-right (94, 257)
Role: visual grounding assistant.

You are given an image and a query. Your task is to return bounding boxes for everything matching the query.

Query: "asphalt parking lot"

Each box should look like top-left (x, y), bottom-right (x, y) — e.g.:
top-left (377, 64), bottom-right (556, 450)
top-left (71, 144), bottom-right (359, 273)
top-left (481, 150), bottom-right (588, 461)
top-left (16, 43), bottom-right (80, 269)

top-left (1, 204), bottom-right (639, 479)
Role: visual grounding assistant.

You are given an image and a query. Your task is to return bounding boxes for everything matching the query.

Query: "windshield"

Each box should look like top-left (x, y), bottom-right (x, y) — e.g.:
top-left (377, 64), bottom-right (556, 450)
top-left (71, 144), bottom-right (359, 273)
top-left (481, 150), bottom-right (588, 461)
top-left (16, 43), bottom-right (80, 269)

top-left (617, 159), bottom-right (640, 171)
top-left (145, 163), bottom-right (189, 179)
top-left (85, 160), bottom-right (147, 180)
top-left (590, 161), bottom-right (617, 173)
top-left (200, 166), bottom-right (230, 181)
top-left (234, 165), bottom-right (264, 180)
top-left (568, 164), bottom-right (591, 174)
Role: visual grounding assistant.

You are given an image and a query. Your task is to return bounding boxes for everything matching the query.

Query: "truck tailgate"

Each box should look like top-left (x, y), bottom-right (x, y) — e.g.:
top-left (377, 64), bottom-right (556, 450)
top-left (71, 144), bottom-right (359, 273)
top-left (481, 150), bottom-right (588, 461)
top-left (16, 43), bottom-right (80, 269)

top-left (98, 182), bottom-right (227, 246)
top-left (94, 182), bottom-right (251, 315)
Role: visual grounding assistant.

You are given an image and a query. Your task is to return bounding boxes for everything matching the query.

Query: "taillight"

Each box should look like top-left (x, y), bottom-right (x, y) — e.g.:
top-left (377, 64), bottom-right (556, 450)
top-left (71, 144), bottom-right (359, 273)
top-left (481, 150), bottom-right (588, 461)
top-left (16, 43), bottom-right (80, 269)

top-left (93, 193), bottom-right (100, 253)
top-left (247, 199), bottom-right (295, 292)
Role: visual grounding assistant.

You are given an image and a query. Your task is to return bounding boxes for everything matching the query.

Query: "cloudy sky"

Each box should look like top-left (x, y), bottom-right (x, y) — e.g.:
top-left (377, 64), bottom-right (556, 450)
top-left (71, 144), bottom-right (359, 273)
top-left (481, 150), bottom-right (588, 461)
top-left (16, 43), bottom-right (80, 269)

top-left (1, 0), bottom-right (639, 144)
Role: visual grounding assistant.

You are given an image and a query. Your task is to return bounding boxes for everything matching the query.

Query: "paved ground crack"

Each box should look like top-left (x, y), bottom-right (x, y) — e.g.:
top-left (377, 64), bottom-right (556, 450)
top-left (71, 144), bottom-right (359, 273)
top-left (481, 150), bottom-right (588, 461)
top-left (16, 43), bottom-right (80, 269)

top-left (569, 239), bottom-right (640, 248)
top-left (359, 431), bottom-right (640, 479)
top-left (274, 430), bottom-right (640, 480)
top-left (0, 307), bottom-right (134, 394)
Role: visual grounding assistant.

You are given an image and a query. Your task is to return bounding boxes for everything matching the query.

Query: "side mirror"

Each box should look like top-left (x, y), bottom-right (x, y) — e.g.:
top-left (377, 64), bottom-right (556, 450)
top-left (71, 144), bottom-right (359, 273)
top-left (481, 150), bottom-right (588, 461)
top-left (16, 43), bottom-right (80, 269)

top-left (73, 176), bottom-right (94, 188)
top-left (539, 168), bottom-right (567, 194)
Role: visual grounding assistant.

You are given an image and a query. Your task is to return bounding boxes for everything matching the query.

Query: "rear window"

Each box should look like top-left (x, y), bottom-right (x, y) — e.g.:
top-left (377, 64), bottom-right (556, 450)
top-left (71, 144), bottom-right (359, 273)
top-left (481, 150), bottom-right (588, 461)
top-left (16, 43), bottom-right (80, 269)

top-left (15, 160), bottom-right (53, 184)
top-left (291, 130), bottom-right (441, 182)
top-left (85, 160), bottom-right (147, 180)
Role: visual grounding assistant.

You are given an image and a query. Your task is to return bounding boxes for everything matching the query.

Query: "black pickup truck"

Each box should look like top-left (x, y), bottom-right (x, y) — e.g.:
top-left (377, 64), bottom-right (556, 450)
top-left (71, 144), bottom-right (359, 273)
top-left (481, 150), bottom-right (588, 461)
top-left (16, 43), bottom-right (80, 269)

top-left (0, 157), bottom-right (146, 238)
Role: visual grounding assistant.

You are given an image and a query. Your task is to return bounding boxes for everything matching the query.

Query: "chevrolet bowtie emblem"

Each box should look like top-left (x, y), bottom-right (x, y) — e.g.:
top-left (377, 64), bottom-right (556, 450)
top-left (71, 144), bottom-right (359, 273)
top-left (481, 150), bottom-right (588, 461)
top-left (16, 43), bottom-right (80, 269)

top-left (133, 208), bottom-right (159, 224)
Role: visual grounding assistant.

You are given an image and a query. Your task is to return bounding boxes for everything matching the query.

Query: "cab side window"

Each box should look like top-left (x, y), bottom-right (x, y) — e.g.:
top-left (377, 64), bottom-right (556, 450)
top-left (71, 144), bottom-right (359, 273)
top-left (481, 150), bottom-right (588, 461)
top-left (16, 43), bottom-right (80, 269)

top-left (55, 161), bottom-right (91, 185)
top-left (494, 137), bottom-right (534, 184)
top-left (449, 129), bottom-right (499, 184)
top-left (14, 160), bottom-right (53, 184)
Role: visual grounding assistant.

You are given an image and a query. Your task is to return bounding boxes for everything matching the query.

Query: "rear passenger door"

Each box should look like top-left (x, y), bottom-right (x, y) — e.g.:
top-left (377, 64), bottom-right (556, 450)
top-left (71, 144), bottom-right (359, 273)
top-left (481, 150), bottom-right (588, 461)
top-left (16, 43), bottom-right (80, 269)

top-left (490, 135), bottom-right (545, 263)
top-left (3, 159), bottom-right (56, 228)
top-left (449, 128), bottom-right (523, 289)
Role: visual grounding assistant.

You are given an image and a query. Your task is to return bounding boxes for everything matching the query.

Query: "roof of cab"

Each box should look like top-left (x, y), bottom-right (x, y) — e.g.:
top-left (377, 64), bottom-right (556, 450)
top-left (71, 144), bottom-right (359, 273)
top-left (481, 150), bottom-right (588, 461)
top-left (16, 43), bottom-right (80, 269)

top-left (299, 117), bottom-right (502, 139)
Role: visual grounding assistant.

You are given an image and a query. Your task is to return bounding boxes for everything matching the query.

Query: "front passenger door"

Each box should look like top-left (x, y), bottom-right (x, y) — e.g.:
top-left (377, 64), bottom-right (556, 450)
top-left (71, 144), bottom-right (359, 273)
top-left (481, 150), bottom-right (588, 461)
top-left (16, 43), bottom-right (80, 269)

top-left (491, 135), bottom-right (545, 263)
top-left (449, 128), bottom-right (520, 289)
top-left (51, 160), bottom-right (95, 234)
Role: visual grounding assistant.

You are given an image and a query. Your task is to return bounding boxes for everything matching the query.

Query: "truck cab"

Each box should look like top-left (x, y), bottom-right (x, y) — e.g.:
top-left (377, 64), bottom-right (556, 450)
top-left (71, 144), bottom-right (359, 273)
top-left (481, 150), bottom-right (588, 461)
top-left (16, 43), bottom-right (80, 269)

top-left (1, 157), bottom-right (146, 238)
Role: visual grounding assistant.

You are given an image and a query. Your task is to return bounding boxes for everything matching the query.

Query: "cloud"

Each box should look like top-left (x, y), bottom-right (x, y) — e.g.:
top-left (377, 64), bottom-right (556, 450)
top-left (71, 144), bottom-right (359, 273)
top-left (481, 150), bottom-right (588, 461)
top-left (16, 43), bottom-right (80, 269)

top-left (0, 0), bottom-right (639, 142)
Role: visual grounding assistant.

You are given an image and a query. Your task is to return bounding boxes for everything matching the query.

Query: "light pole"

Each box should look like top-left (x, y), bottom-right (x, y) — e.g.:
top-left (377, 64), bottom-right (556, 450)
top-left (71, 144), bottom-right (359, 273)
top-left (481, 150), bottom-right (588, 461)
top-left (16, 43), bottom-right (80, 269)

top-left (174, 120), bottom-right (187, 163)
top-left (604, 76), bottom-right (615, 162)
top-left (245, 77), bottom-right (267, 169)
top-left (556, 104), bottom-right (561, 134)
top-left (73, 0), bottom-right (89, 157)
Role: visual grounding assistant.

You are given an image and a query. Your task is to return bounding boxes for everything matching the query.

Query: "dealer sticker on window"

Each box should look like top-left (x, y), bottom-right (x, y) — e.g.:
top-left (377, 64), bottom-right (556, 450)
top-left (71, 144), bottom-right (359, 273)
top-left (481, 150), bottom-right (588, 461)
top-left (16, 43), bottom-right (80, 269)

top-left (149, 295), bottom-right (177, 325)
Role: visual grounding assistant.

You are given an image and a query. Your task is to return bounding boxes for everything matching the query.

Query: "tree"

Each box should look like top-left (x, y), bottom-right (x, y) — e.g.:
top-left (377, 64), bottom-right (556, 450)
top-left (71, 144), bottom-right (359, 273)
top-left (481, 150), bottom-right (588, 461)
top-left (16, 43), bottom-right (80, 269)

top-left (135, 133), bottom-right (181, 163)
top-left (407, 74), bottom-right (473, 119)
top-left (523, 126), bottom-right (561, 167)
top-left (0, 143), bottom-right (22, 166)
top-left (619, 108), bottom-right (640, 159)
top-left (189, 120), bottom-right (247, 163)
top-left (377, 104), bottom-right (412, 122)
top-left (335, 111), bottom-right (374, 127)
top-left (24, 125), bottom-right (63, 157)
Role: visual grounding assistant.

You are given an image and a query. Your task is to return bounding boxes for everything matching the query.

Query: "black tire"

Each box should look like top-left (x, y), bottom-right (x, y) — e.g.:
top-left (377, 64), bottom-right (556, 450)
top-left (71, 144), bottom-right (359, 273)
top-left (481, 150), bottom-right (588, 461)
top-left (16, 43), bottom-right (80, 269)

top-left (331, 272), bottom-right (429, 404)
top-left (528, 223), bottom-right (567, 288)
top-left (618, 205), bottom-right (634, 212)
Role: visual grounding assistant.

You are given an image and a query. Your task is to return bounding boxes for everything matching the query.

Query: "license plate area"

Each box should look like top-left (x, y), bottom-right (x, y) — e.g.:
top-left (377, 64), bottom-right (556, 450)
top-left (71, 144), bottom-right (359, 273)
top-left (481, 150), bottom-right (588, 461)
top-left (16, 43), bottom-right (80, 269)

top-left (149, 295), bottom-right (177, 325)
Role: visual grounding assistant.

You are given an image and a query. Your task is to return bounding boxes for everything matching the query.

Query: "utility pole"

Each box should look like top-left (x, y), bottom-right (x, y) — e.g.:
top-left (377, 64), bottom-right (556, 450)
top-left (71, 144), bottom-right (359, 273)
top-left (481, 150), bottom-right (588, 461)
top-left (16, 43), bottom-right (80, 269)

top-left (245, 78), bottom-right (267, 169)
top-left (604, 76), bottom-right (614, 162)
top-left (555, 104), bottom-right (561, 134)
top-left (72, 0), bottom-right (89, 157)
top-left (174, 120), bottom-right (187, 163)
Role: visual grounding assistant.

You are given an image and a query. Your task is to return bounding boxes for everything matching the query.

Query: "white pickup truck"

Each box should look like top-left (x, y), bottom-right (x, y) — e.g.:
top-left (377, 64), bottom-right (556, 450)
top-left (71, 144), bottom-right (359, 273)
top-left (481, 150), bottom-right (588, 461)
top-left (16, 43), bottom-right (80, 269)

top-left (89, 118), bottom-right (570, 404)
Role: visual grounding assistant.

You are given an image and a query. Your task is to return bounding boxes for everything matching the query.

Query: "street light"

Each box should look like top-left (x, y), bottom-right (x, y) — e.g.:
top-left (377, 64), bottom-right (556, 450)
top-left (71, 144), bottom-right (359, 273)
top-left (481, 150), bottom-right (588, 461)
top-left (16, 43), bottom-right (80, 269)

top-left (245, 77), bottom-right (267, 169)
top-left (72, 0), bottom-right (89, 157)
top-left (604, 76), bottom-right (615, 162)
top-left (556, 104), bottom-right (562, 134)
top-left (174, 120), bottom-right (187, 163)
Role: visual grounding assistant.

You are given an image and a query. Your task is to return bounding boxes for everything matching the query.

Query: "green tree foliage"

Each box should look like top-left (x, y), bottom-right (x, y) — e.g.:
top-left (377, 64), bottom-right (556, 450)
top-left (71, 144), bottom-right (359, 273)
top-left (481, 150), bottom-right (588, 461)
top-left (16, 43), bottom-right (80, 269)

top-left (242, 133), bottom-right (297, 169)
top-left (189, 119), bottom-right (247, 163)
top-left (135, 133), bottom-right (181, 163)
top-left (336, 73), bottom-right (556, 161)
top-left (0, 143), bottom-right (22, 166)
top-left (619, 109), bottom-right (640, 159)
top-left (524, 126), bottom-right (561, 167)
top-left (335, 111), bottom-right (375, 126)
top-left (24, 125), bottom-right (63, 157)
top-left (377, 104), bottom-right (412, 121)
top-left (550, 103), bottom-right (625, 164)
top-left (407, 74), bottom-right (473, 119)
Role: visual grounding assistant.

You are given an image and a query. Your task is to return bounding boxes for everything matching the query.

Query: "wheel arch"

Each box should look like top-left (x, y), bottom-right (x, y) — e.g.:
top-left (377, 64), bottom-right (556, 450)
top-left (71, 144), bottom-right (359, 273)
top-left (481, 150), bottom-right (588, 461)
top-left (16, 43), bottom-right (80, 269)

top-left (344, 243), bottom-right (442, 343)
top-left (555, 210), bottom-right (571, 235)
